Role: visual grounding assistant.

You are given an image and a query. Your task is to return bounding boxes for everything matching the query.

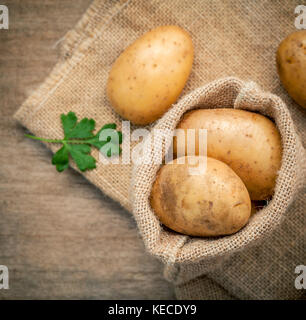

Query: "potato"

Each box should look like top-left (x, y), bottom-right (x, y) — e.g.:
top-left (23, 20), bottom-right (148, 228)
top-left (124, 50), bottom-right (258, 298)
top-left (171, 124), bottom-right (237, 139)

top-left (150, 156), bottom-right (251, 237)
top-left (174, 109), bottom-right (282, 200)
top-left (276, 30), bottom-right (306, 108)
top-left (107, 25), bottom-right (194, 125)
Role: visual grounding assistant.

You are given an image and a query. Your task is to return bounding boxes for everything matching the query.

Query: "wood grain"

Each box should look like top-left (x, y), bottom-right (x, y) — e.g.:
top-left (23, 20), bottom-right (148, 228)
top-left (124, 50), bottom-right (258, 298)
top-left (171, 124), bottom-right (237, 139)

top-left (0, 0), bottom-right (174, 299)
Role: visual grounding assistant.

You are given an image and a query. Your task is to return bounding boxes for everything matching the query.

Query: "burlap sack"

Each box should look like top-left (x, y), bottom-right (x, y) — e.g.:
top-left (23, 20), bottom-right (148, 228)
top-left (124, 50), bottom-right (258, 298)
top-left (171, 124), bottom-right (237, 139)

top-left (131, 77), bottom-right (306, 297)
top-left (14, 0), bottom-right (305, 299)
top-left (132, 77), bottom-right (305, 263)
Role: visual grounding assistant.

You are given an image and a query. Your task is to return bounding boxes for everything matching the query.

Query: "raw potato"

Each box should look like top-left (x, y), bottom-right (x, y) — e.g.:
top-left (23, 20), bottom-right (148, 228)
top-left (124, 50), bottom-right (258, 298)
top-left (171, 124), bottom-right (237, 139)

top-left (276, 30), bottom-right (306, 108)
top-left (174, 109), bottom-right (282, 200)
top-left (150, 156), bottom-right (251, 237)
top-left (107, 25), bottom-right (194, 125)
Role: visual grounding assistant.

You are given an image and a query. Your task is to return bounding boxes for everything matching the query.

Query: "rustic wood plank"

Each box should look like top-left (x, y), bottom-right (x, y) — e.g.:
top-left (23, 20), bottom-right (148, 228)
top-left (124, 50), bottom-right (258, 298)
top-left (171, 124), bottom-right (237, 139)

top-left (0, 0), bottom-right (174, 299)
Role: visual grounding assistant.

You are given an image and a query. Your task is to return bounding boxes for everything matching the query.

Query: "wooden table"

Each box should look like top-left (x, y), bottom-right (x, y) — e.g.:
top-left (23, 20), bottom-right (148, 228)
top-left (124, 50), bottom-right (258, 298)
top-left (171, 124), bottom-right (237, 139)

top-left (0, 0), bottom-right (174, 299)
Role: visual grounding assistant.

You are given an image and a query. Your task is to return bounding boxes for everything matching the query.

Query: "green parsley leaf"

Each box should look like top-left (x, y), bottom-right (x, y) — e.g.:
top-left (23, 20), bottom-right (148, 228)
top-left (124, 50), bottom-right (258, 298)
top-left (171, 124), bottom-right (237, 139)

top-left (68, 144), bottom-right (96, 172)
top-left (25, 111), bottom-right (123, 172)
top-left (51, 145), bottom-right (69, 172)
top-left (61, 111), bottom-right (78, 137)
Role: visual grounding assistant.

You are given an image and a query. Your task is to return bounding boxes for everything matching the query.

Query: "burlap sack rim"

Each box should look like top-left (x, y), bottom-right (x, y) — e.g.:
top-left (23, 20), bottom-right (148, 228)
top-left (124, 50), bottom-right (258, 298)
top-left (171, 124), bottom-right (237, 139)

top-left (131, 77), bottom-right (305, 265)
top-left (13, 0), bottom-right (132, 210)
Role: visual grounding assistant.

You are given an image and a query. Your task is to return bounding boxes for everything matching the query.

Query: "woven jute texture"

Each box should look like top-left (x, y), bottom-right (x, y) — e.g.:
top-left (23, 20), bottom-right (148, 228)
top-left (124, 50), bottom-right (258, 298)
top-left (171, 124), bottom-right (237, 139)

top-left (14, 0), bottom-right (306, 299)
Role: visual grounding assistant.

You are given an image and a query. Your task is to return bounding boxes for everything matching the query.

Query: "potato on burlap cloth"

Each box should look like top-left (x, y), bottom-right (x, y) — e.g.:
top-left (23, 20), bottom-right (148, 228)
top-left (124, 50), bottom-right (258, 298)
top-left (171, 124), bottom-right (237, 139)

top-left (14, 0), bottom-right (305, 299)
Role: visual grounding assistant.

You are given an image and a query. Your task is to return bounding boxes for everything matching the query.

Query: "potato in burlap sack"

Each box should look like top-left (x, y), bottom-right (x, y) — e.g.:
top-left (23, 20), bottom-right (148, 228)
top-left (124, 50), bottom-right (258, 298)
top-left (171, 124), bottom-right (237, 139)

top-left (131, 77), bottom-right (306, 298)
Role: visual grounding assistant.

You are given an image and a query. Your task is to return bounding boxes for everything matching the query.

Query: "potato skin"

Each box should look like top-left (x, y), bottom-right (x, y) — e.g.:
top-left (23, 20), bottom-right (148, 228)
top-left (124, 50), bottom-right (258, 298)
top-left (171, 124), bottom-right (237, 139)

top-left (150, 156), bottom-right (251, 237)
top-left (107, 25), bottom-right (194, 125)
top-left (276, 30), bottom-right (306, 108)
top-left (174, 109), bottom-right (282, 200)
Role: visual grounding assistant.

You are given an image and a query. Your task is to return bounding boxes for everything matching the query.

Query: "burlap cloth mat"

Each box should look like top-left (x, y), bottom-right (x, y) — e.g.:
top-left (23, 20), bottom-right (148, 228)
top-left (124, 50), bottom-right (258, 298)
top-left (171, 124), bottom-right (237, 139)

top-left (14, 0), bottom-right (305, 299)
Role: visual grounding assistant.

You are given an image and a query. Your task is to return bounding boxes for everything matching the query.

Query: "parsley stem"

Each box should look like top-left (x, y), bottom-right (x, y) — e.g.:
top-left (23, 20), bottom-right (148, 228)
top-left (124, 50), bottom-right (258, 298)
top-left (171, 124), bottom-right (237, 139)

top-left (24, 134), bottom-right (94, 145)
top-left (24, 134), bottom-right (63, 144)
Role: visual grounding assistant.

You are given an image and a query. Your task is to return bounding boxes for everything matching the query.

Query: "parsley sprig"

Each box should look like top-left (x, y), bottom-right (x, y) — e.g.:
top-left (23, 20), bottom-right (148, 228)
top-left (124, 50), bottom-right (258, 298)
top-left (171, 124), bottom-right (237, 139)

top-left (25, 111), bottom-right (122, 172)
